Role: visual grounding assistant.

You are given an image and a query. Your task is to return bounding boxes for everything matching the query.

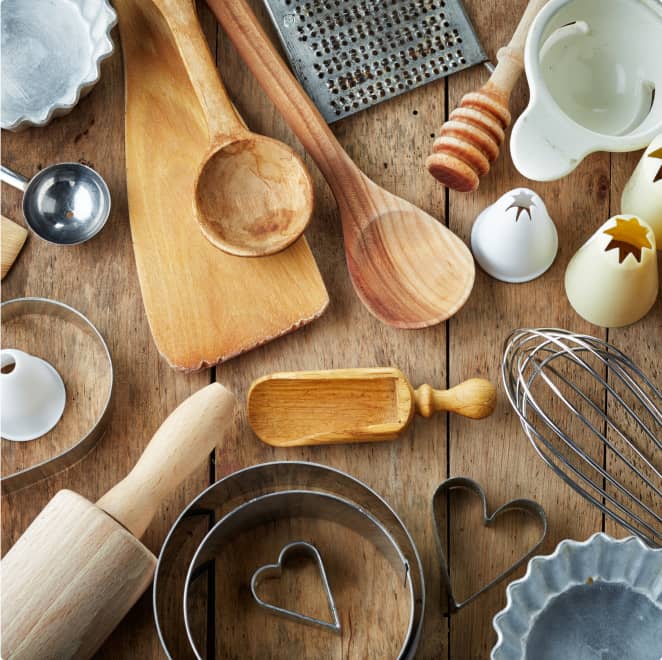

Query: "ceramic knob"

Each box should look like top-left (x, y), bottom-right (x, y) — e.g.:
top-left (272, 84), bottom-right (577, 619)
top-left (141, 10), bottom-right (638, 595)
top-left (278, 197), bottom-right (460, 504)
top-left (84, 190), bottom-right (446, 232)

top-left (471, 188), bottom-right (558, 283)
top-left (621, 133), bottom-right (662, 246)
top-left (1, 348), bottom-right (66, 441)
top-left (565, 216), bottom-right (658, 328)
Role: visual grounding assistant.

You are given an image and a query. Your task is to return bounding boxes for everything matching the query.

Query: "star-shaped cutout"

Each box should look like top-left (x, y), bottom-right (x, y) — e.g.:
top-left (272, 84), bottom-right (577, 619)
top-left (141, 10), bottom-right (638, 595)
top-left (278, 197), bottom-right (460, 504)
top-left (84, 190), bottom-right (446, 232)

top-left (506, 191), bottom-right (536, 221)
top-left (603, 216), bottom-right (652, 264)
top-left (648, 147), bottom-right (662, 183)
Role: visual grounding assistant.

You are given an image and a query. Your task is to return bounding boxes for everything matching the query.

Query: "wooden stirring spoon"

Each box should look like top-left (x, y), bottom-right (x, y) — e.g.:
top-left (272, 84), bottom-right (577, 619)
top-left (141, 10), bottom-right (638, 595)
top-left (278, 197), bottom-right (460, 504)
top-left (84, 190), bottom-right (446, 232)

top-left (154, 0), bottom-right (313, 257)
top-left (248, 368), bottom-right (497, 447)
top-left (205, 0), bottom-right (475, 328)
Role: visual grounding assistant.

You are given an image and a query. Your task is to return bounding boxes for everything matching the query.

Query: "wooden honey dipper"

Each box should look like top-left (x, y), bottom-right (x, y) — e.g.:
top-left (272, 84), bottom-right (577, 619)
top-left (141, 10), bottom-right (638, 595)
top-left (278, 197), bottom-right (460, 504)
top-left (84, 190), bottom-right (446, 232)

top-left (426, 0), bottom-right (549, 192)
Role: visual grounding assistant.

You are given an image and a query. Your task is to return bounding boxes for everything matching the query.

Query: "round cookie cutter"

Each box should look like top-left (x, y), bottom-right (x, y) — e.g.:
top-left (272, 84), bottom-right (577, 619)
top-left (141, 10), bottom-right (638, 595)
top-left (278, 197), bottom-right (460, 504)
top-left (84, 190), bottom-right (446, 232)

top-left (1, 297), bottom-right (113, 493)
top-left (154, 461), bottom-right (425, 660)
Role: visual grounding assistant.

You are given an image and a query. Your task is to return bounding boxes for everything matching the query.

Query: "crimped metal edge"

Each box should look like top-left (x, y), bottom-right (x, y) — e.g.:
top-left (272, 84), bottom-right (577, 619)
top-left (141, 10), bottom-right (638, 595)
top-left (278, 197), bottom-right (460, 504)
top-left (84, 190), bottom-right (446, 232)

top-left (491, 533), bottom-right (662, 660)
top-left (1, 0), bottom-right (117, 131)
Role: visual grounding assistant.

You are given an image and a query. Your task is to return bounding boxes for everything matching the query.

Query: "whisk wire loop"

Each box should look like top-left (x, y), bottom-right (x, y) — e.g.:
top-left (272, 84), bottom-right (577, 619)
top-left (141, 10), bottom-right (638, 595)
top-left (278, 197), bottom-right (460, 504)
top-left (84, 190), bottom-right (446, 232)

top-left (503, 329), bottom-right (662, 547)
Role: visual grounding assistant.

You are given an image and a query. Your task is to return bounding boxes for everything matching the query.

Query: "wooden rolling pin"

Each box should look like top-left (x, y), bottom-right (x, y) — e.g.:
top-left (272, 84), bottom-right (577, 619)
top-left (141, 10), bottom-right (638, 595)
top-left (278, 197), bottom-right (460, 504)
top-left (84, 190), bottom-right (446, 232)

top-left (1, 215), bottom-right (27, 279)
top-left (248, 368), bottom-right (497, 446)
top-left (426, 0), bottom-right (548, 192)
top-left (1, 383), bottom-right (236, 660)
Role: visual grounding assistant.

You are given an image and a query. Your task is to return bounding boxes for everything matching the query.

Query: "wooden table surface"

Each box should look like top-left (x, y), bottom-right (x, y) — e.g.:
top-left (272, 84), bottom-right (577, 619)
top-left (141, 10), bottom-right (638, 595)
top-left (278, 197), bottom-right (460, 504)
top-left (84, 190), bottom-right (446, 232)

top-left (2, 1), bottom-right (660, 658)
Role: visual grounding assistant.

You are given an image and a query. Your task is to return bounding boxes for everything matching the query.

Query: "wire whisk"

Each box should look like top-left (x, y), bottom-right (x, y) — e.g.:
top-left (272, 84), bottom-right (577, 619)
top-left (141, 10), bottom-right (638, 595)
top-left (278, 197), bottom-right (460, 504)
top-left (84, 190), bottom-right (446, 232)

top-left (503, 329), bottom-right (661, 547)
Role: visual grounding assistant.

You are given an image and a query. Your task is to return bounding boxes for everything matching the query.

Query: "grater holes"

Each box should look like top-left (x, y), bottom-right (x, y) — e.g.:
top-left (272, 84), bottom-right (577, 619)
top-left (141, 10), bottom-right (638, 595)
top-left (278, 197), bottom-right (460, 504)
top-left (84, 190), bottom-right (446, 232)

top-left (277, 0), bottom-right (477, 121)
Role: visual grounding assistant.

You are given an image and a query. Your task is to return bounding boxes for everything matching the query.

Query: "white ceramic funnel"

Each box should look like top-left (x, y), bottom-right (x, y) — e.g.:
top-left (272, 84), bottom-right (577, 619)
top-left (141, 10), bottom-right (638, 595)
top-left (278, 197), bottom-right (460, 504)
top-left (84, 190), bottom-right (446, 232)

top-left (621, 133), bottom-right (662, 246)
top-left (565, 216), bottom-right (658, 327)
top-left (511, 0), bottom-right (662, 181)
top-left (1, 348), bottom-right (66, 441)
top-left (471, 188), bottom-right (558, 283)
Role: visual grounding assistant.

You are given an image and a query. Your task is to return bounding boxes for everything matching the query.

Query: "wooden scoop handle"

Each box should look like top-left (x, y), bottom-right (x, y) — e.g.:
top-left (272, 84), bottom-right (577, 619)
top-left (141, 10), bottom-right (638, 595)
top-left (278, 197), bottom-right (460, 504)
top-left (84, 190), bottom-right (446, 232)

top-left (415, 378), bottom-right (497, 420)
top-left (1, 215), bottom-right (28, 280)
top-left (96, 383), bottom-right (236, 538)
top-left (426, 0), bottom-right (548, 192)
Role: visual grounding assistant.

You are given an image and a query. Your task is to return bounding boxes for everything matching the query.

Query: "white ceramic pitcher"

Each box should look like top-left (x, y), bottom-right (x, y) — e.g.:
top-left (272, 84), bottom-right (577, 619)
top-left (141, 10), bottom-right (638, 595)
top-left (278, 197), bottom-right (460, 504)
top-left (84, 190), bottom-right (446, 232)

top-left (511, 0), bottom-right (662, 181)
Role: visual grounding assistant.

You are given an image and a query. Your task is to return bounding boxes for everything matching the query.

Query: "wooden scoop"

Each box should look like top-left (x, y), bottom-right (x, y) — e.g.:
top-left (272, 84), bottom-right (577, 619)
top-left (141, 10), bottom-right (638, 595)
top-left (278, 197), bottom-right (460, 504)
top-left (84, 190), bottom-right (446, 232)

top-left (205, 0), bottom-right (475, 328)
top-left (1, 383), bottom-right (236, 660)
top-left (426, 0), bottom-right (548, 192)
top-left (154, 0), bottom-right (313, 257)
top-left (247, 368), bottom-right (496, 447)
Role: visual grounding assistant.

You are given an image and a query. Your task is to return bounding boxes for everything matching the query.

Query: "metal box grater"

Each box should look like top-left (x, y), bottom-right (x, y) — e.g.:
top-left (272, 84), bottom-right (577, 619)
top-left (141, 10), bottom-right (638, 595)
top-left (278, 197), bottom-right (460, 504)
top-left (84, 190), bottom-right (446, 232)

top-left (262, 0), bottom-right (488, 123)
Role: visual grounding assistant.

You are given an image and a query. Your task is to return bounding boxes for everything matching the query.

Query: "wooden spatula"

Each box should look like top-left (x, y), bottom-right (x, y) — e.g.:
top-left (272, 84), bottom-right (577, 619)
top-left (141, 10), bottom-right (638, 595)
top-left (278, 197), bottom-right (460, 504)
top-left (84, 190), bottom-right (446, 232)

top-left (1, 383), bottom-right (236, 660)
top-left (247, 368), bottom-right (496, 447)
top-left (1, 215), bottom-right (27, 279)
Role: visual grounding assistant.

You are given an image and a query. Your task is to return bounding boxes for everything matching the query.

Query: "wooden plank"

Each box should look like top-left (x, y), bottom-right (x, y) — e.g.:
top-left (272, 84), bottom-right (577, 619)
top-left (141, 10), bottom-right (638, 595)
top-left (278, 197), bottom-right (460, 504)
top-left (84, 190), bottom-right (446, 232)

top-left (446, 0), bottom-right (613, 656)
top-left (0, 12), bottom-right (211, 660)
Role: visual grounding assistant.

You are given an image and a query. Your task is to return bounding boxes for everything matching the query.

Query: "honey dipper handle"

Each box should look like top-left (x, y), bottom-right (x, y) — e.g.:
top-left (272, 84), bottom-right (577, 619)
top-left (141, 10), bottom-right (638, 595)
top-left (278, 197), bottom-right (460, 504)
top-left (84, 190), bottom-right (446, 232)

top-left (97, 383), bottom-right (236, 538)
top-left (414, 379), bottom-right (497, 420)
top-left (488, 0), bottom-right (548, 93)
top-left (204, 0), bottom-right (362, 204)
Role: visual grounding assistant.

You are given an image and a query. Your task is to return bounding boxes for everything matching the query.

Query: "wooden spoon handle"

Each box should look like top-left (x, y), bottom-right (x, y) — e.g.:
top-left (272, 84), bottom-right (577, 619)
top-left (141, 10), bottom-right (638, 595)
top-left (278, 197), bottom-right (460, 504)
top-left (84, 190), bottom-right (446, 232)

top-left (152, 0), bottom-right (244, 138)
top-left (96, 383), bottom-right (236, 538)
top-left (489, 0), bottom-right (549, 93)
top-left (414, 379), bottom-right (497, 420)
top-left (204, 0), bottom-right (362, 202)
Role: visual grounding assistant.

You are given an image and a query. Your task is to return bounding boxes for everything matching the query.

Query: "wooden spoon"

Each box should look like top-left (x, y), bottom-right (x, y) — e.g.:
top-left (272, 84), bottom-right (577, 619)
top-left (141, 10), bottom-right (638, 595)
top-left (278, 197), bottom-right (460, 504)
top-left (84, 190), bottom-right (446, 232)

top-left (205, 0), bottom-right (475, 328)
top-left (247, 368), bottom-right (497, 447)
top-left (154, 0), bottom-right (313, 257)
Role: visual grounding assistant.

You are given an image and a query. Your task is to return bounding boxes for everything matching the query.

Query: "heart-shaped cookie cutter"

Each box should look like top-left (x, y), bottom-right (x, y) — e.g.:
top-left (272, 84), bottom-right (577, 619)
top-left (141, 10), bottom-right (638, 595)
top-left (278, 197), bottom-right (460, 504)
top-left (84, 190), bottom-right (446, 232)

top-left (432, 477), bottom-right (548, 613)
top-left (251, 541), bottom-right (341, 634)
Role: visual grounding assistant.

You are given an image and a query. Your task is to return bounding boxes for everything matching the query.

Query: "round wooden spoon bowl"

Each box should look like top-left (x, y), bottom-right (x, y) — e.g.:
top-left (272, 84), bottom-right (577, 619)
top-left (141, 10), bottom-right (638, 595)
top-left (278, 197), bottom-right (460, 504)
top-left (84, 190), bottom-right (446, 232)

top-left (195, 136), bottom-right (313, 257)
top-left (347, 205), bottom-right (475, 328)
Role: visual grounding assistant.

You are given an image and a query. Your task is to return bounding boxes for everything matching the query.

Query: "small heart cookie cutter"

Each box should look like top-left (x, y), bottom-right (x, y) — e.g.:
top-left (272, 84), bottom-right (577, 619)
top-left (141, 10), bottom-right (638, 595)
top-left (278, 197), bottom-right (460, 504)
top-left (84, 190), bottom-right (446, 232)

top-left (251, 541), bottom-right (341, 634)
top-left (432, 477), bottom-right (548, 614)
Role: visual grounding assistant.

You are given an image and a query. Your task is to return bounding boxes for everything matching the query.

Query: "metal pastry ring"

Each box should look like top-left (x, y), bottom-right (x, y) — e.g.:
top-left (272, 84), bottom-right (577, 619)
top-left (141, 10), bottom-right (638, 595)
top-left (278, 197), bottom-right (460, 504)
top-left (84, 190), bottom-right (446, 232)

top-left (185, 490), bottom-right (415, 658)
top-left (154, 461), bottom-right (425, 660)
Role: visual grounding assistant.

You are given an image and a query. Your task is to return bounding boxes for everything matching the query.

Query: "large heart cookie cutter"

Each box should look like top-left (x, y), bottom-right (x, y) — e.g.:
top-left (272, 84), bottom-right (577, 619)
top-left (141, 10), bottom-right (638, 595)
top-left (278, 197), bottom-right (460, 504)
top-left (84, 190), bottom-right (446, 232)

top-left (251, 541), bottom-right (341, 634)
top-left (432, 477), bottom-right (548, 613)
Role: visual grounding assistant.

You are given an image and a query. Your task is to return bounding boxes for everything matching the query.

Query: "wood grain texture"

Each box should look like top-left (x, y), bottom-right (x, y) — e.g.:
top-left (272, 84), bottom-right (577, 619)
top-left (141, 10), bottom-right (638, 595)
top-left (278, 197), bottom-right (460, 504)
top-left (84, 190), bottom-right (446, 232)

top-left (205, 0), bottom-right (476, 330)
top-left (115, 0), bottom-right (328, 371)
top-left (1, 0), bottom-right (658, 658)
top-left (247, 369), bottom-right (496, 447)
top-left (427, 0), bottom-right (548, 192)
top-left (1, 215), bottom-right (28, 279)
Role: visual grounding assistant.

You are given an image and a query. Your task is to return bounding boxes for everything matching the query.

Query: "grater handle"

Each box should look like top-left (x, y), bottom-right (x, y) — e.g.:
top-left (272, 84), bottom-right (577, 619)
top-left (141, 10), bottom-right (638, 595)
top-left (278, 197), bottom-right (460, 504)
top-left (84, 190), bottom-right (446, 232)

top-left (152, 0), bottom-right (245, 140)
top-left (204, 0), bottom-right (362, 201)
top-left (489, 0), bottom-right (549, 92)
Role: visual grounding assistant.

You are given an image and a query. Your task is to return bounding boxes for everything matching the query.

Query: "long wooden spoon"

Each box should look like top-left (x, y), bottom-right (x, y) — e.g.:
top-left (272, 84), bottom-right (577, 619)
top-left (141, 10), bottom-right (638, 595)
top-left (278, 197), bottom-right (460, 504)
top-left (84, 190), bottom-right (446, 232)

top-left (155, 0), bottom-right (313, 257)
top-left (205, 0), bottom-right (475, 328)
top-left (248, 368), bottom-right (496, 447)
